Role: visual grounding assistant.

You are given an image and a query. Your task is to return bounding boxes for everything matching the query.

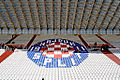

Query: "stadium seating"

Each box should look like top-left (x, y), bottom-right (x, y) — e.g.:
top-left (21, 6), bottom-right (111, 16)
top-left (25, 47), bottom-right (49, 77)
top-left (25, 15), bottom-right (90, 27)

top-left (81, 34), bottom-right (104, 44)
top-left (109, 48), bottom-right (120, 59)
top-left (0, 34), bottom-right (119, 48)
top-left (0, 34), bottom-right (120, 80)
top-left (0, 34), bottom-right (11, 43)
top-left (0, 0), bottom-right (120, 79)
top-left (101, 35), bottom-right (120, 48)
top-left (0, 49), bottom-right (5, 56)
top-left (12, 34), bottom-right (33, 45)
top-left (31, 35), bottom-right (82, 46)
top-left (0, 49), bottom-right (120, 80)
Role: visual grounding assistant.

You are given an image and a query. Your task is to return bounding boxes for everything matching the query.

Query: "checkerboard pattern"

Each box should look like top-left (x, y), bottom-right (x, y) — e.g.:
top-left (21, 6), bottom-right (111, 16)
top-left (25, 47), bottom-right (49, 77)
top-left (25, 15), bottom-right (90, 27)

top-left (40, 42), bottom-right (75, 59)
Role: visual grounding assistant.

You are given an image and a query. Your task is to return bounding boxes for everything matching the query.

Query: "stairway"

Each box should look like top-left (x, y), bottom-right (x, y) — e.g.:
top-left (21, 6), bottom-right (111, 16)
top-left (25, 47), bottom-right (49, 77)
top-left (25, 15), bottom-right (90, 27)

top-left (0, 51), bottom-right (14, 63)
top-left (101, 50), bottom-right (120, 65)
top-left (24, 35), bottom-right (37, 49)
top-left (6, 35), bottom-right (19, 44)
top-left (96, 34), bottom-right (115, 48)
top-left (78, 35), bottom-right (90, 48)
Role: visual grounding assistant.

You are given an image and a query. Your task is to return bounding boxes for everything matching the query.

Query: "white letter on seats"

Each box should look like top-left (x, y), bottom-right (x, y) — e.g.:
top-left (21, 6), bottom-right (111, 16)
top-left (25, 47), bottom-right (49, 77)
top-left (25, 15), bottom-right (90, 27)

top-left (44, 58), bottom-right (52, 66)
top-left (71, 58), bottom-right (76, 65)
top-left (58, 59), bottom-right (66, 67)
top-left (75, 53), bottom-right (81, 59)
top-left (32, 53), bottom-right (41, 59)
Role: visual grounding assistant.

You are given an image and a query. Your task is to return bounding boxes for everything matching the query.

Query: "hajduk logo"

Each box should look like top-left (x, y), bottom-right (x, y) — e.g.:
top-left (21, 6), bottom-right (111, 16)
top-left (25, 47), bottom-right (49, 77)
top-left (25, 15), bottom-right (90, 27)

top-left (27, 39), bottom-right (88, 68)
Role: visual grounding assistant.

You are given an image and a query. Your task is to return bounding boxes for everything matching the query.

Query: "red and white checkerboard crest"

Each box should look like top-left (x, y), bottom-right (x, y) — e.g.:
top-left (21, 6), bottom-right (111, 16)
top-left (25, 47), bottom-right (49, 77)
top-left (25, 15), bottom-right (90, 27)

top-left (40, 42), bottom-right (75, 59)
top-left (27, 39), bottom-right (88, 68)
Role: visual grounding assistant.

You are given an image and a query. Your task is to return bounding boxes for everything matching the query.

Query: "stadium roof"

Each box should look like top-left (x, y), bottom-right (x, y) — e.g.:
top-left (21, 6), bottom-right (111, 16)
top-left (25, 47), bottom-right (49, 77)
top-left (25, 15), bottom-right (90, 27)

top-left (0, 0), bottom-right (120, 34)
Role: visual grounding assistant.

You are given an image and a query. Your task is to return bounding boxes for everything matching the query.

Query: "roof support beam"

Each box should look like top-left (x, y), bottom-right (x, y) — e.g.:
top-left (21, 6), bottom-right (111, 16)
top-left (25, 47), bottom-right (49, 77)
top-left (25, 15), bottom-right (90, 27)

top-left (106, 4), bottom-right (120, 30)
top-left (53, 0), bottom-right (61, 30)
top-left (66, 0), bottom-right (70, 30)
top-left (85, 0), bottom-right (96, 30)
top-left (37, 0), bottom-right (47, 30)
top-left (60, 0), bottom-right (69, 29)
top-left (10, 0), bottom-right (22, 29)
top-left (2, 1), bottom-right (16, 31)
top-left (112, 18), bottom-right (120, 30)
top-left (0, 13), bottom-right (9, 29)
top-left (53, 0), bottom-right (55, 30)
top-left (73, 0), bottom-right (79, 30)
top-left (79, 0), bottom-right (87, 29)
top-left (44, 0), bottom-right (54, 30)
top-left (44, 0), bottom-right (48, 30)
top-left (98, 0), bottom-right (114, 30)
top-left (19, 0), bottom-right (29, 29)
top-left (92, 0), bottom-right (104, 30)
top-left (28, 0), bottom-right (40, 29)
top-left (60, 0), bottom-right (62, 30)
top-left (73, 1), bottom-right (86, 30)
top-left (70, 0), bottom-right (77, 30)
top-left (28, 1), bottom-right (37, 29)
top-left (36, 0), bottom-right (41, 29)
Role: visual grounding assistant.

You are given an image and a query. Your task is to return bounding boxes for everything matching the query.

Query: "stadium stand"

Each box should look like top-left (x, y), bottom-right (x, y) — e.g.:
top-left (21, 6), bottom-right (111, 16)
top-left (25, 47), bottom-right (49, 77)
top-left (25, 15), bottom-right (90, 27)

top-left (12, 34), bottom-right (33, 45)
top-left (0, 50), bottom-right (14, 63)
top-left (0, 34), bottom-right (12, 43)
top-left (24, 35), bottom-right (37, 49)
top-left (96, 34), bottom-right (115, 48)
top-left (0, 34), bottom-right (120, 80)
top-left (100, 35), bottom-right (120, 48)
top-left (81, 34), bottom-right (104, 44)
top-left (31, 34), bottom-right (82, 45)
top-left (0, 49), bottom-right (120, 79)
top-left (0, 49), bottom-right (5, 56)
top-left (0, 0), bottom-right (120, 79)
top-left (109, 48), bottom-right (120, 59)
